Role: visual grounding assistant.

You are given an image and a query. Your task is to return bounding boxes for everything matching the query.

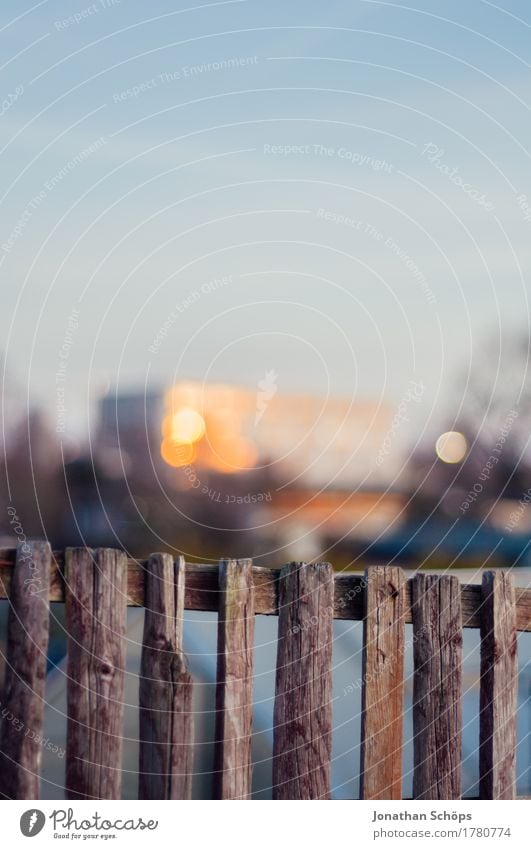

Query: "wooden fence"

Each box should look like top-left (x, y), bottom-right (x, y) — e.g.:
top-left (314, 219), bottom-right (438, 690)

top-left (0, 541), bottom-right (529, 800)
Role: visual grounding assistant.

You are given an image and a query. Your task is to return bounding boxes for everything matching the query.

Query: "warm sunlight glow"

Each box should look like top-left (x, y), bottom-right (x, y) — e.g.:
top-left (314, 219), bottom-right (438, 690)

top-left (160, 439), bottom-right (195, 468)
top-left (208, 437), bottom-right (259, 473)
top-left (167, 407), bottom-right (206, 444)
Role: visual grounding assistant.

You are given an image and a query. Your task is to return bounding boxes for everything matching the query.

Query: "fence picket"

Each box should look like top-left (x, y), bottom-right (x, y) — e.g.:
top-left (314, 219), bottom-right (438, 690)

top-left (213, 558), bottom-right (255, 799)
top-left (272, 562), bottom-right (333, 800)
top-left (412, 574), bottom-right (462, 800)
top-left (0, 537), bottom-right (526, 801)
top-left (479, 571), bottom-right (518, 799)
top-left (0, 541), bottom-right (51, 799)
top-left (139, 553), bottom-right (193, 799)
top-left (360, 566), bottom-right (406, 799)
top-left (65, 547), bottom-right (127, 799)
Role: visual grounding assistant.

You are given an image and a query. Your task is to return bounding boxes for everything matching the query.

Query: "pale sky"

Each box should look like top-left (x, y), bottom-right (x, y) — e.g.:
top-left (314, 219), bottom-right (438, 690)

top-left (1, 0), bottom-right (530, 448)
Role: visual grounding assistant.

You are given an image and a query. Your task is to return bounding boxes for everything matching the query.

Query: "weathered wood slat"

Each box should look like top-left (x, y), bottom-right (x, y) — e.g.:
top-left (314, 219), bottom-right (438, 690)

top-left (272, 562), bottom-right (333, 800)
top-left (0, 549), bottom-right (530, 630)
top-left (0, 541), bottom-right (51, 799)
top-left (360, 566), bottom-right (406, 800)
top-left (139, 554), bottom-right (193, 799)
top-left (412, 574), bottom-right (463, 800)
top-left (479, 571), bottom-right (518, 799)
top-left (65, 548), bottom-right (127, 799)
top-left (213, 559), bottom-right (255, 799)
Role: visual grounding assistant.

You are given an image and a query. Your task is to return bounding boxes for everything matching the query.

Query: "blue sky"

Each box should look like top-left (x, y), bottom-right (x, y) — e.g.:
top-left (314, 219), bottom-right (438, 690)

top-left (1, 0), bottom-right (531, 445)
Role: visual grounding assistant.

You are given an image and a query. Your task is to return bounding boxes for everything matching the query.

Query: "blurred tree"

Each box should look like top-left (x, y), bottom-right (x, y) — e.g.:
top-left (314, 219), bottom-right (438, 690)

top-left (0, 408), bottom-right (65, 540)
top-left (408, 328), bottom-right (531, 521)
top-left (456, 329), bottom-right (531, 462)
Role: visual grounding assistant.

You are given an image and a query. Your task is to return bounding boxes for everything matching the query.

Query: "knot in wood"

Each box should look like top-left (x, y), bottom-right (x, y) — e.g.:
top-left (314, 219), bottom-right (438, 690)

top-left (386, 581), bottom-right (399, 598)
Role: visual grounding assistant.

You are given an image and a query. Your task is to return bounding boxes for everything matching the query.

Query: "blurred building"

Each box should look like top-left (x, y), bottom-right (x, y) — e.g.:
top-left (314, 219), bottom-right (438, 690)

top-left (158, 381), bottom-right (396, 487)
top-left (92, 382), bottom-right (407, 560)
top-left (97, 390), bottom-right (164, 478)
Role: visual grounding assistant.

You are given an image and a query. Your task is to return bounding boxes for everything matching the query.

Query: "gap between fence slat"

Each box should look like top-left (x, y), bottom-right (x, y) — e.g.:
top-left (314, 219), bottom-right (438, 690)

top-left (412, 574), bottom-right (462, 800)
top-left (139, 553), bottom-right (193, 800)
top-left (213, 558), bottom-right (255, 800)
top-left (272, 562), bottom-right (333, 800)
top-left (479, 571), bottom-right (518, 800)
top-left (65, 547), bottom-right (127, 800)
top-left (360, 566), bottom-right (406, 800)
top-left (0, 541), bottom-right (51, 800)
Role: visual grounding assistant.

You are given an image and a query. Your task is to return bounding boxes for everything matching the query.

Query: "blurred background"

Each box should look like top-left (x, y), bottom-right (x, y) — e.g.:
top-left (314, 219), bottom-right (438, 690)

top-left (0, 0), bottom-right (530, 798)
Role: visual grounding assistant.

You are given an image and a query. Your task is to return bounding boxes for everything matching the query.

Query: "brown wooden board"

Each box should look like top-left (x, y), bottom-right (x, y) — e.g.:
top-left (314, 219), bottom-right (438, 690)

top-left (0, 541), bottom-right (51, 799)
top-left (479, 571), bottom-right (518, 799)
top-left (213, 559), bottom-right (255, 799)
top-left (272, 562), bottom-right (333, 800)
top-left (412, 574), bottom-right (462, 800)
top-left (65, 548), bottom-right (127, 799)
top-left (139, 553), bottom-right (194, 799)
top-left (360, 566), bottom-right (406, 799)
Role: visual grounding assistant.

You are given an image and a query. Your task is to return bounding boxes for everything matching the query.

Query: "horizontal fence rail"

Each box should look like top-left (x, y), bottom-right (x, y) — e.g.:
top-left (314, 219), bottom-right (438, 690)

top-left (0, 542), bottom-right (529, 801)
top-left (1, 548), bottom-right (530, 630)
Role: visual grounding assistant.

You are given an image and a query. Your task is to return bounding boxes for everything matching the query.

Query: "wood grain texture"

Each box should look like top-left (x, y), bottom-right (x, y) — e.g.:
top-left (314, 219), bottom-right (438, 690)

top-left (412, 574), bottom-right (463, 800)
top-left (0, 549), bottom-right (530, 630)
top-left (139, 554), bottom-right (193, 800)
top-left (65, 548), bottom-right (127, 800)
top-left (0, 541), bottom-right (51, 800)
top-left (479, 571), bottom-right (518, 800)
top-left (360, 566), bottom-right (406, 800)
top-left (272, 562), bottom-right (333, 800)
top-left (213, 559), bottom-right (255, 799)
